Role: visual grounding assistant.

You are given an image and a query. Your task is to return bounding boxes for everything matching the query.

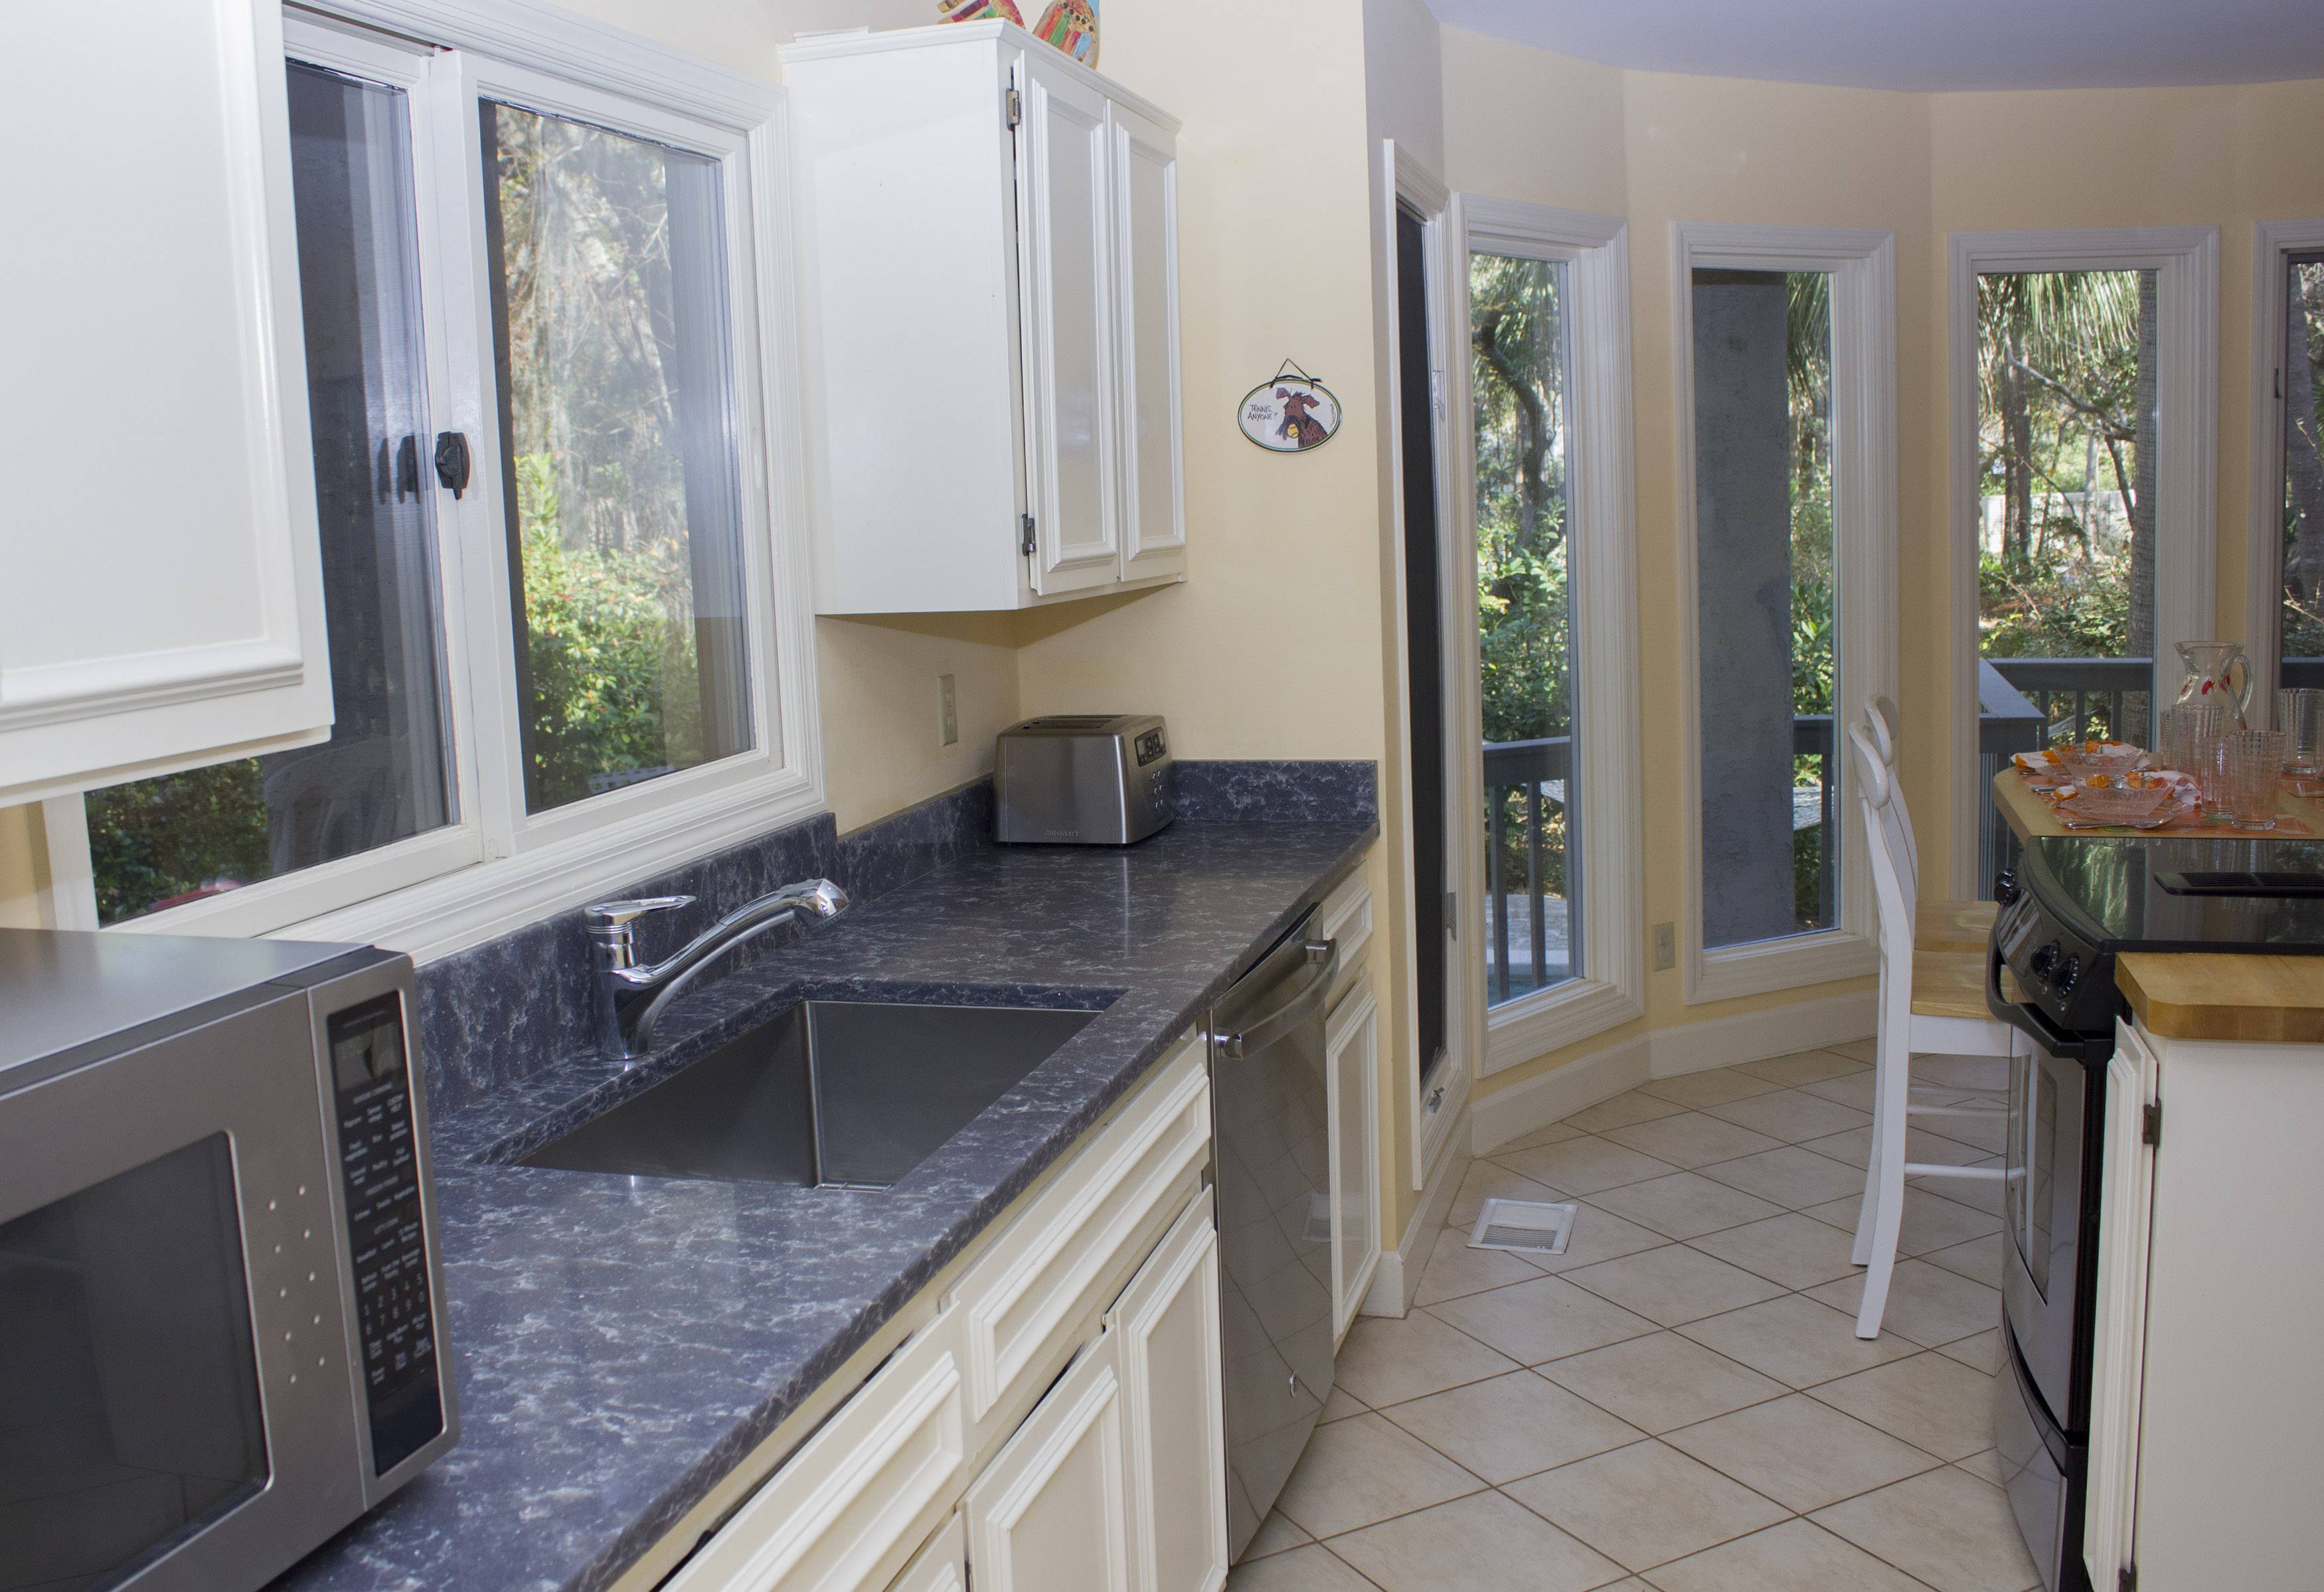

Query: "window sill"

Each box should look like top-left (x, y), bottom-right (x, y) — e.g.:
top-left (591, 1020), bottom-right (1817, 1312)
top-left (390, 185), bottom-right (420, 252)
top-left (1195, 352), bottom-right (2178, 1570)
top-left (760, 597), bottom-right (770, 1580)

top-left (1685, 926), bottom-right (1877, 1006)
top-left (109, 764), bottom-right (826, 964)
top-left (1483, 975), bottom-right (1645, 1076)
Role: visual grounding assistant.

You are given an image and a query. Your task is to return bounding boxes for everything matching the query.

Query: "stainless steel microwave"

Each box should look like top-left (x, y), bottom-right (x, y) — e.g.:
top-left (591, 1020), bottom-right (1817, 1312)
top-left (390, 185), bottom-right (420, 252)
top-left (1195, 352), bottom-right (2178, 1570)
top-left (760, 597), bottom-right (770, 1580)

top-left (0, 927), bottom-right (457, 1591)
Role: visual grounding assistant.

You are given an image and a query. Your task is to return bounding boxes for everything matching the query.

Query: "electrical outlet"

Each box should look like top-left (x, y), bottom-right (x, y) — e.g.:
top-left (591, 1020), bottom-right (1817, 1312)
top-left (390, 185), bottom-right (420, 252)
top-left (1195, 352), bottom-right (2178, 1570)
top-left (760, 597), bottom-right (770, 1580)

top-left (938, 673), bottom-right (958, 746)
top-left (1651, 921), bottom-right (1676, 971)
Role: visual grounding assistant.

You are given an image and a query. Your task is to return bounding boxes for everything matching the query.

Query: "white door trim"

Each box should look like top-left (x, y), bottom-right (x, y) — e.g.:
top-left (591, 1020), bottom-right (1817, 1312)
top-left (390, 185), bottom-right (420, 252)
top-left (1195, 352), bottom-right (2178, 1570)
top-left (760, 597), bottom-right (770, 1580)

top-left (1945, 225), bottom-right (2220, 897)
top-left (1381, 138), bottom-right (1469, 1192)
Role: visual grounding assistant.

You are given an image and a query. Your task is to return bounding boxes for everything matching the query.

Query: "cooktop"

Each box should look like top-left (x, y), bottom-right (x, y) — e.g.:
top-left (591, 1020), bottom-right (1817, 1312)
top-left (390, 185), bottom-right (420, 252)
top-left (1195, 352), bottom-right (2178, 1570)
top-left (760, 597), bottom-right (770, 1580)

top-left (2017, 835), bottom-right (2324, 953)
top-left (1996, 836), bottom-right (2324, 1043)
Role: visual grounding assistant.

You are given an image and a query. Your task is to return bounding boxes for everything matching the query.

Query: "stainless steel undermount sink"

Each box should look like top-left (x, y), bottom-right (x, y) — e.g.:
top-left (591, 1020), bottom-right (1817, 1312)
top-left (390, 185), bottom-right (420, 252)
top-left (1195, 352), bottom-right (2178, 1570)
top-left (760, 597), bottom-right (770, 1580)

top-left (517, 1000), bottom-right (1100, 1189)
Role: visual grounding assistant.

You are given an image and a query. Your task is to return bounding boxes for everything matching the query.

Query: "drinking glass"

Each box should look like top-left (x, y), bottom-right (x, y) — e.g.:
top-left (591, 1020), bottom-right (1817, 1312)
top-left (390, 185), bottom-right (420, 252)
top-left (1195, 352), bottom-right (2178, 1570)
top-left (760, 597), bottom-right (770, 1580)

top-left (2223, 730), bottom-right (2286, 830)
top-left (2276, 688), bottom-right (2324, 777)
top-left (2162, 700), bottom-right (2222, 778)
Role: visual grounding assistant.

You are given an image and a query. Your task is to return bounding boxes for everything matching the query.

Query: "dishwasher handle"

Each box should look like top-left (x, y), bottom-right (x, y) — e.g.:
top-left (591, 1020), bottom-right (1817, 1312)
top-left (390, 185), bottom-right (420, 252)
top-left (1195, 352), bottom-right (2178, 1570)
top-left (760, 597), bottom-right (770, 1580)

top-left (1214, 938), bottom-right (1340, 1061)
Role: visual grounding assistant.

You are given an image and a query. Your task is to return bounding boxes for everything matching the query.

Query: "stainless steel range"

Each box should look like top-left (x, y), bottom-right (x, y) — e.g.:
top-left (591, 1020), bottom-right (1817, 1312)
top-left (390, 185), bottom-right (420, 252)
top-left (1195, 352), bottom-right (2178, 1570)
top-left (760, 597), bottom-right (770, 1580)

top-left (1985, 836), bottom-right (2324, 1592)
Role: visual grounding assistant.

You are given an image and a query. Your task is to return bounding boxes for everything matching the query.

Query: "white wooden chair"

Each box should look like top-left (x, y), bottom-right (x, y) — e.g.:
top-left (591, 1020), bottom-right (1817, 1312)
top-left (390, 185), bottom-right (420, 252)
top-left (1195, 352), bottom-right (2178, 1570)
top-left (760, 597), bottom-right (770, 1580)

top-left (1847, 718), bottom-right (2021, 1338)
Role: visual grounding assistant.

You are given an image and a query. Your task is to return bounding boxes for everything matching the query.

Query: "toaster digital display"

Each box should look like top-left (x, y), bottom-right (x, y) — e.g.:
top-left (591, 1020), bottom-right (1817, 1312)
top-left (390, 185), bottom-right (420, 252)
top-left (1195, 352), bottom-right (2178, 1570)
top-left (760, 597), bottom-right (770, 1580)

top-left (1134, 728), bottom-right (1168, 766)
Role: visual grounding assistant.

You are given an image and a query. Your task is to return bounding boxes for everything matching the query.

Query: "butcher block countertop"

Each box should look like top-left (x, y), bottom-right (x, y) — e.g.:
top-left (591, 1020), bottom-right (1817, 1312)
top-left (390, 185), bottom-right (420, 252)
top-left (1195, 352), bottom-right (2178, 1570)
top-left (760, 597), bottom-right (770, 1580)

top-left (2117, 953), bottom-right (2324, 1044)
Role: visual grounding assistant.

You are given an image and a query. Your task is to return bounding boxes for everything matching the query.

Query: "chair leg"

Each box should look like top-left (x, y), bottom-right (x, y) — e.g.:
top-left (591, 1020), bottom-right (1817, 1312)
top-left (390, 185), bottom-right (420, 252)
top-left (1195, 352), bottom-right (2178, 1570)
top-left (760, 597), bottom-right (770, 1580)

top-left (1855, 995), bottom-right (1915, 1339)
top-left (1851, 971), bottom-right (1891, 1268)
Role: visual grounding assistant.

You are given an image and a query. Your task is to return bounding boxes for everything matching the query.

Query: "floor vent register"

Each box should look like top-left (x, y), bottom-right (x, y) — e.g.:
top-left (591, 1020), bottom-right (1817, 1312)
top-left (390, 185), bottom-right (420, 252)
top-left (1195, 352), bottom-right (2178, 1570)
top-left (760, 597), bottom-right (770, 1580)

top-left (1467, 1197), bottom-right (1579, 1256)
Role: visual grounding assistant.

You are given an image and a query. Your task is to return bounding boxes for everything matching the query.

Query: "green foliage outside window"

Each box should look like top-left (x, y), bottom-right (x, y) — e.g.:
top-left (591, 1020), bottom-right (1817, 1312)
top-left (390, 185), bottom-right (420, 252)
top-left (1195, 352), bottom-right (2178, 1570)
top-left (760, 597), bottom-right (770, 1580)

top-left (511, 452), bottom-right (705, 811)
top-left (86, 761), bottom-right (269, 925)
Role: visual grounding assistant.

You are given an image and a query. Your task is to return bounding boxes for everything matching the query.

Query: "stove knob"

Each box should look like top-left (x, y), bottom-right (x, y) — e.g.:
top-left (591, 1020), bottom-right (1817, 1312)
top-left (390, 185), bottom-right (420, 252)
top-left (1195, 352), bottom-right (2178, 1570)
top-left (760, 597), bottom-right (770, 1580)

top-left (2029, 942), bottom-right (2060, 979)
top-left (1993, 869), bottom-right (2020, 906)
top-left (2053, 954), bottom-right (2081, 996)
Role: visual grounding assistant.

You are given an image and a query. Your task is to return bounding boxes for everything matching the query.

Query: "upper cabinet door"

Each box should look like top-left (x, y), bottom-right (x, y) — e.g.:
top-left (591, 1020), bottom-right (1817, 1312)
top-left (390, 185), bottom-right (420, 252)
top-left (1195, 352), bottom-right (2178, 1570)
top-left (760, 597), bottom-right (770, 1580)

top-left (1108, 104), bottom-right (1185, 585)
top-left (1013, 52), bottom-right (1120, 596)
top-left (0, 0), bottom-right (331, 804)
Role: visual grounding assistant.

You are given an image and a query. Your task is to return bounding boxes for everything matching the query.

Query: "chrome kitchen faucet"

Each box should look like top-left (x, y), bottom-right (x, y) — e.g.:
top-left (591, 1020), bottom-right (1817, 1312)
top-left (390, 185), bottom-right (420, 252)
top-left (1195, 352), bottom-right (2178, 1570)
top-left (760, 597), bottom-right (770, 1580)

top-left (586, 879), bottom-right (849, 1060)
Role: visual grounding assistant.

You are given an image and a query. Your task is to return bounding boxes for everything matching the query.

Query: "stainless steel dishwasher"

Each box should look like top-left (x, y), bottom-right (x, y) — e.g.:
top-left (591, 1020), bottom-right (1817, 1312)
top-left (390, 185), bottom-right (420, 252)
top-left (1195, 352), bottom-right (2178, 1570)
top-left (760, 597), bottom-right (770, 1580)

top-left (1208, 908), bottom-right (1339, 1562)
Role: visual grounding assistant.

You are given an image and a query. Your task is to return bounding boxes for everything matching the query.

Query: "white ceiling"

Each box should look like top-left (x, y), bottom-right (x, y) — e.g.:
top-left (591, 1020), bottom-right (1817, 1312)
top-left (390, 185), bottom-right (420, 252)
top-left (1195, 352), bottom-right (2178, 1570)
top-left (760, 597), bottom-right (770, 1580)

top-left (1423, 0), bottom-right (2324, 91)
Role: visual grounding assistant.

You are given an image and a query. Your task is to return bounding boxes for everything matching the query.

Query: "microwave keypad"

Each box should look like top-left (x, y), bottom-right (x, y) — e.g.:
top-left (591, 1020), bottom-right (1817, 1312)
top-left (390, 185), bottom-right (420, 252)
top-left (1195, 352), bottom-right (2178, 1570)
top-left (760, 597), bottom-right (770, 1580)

top-left (328, 992), bottom-right (446, 1475)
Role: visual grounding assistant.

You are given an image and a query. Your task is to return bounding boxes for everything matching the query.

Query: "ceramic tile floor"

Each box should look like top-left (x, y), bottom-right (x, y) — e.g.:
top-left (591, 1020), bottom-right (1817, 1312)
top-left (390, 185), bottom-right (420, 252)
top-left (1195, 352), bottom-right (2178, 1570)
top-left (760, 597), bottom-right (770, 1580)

top-left (1231, 1042), bottom-right (2041, 1592)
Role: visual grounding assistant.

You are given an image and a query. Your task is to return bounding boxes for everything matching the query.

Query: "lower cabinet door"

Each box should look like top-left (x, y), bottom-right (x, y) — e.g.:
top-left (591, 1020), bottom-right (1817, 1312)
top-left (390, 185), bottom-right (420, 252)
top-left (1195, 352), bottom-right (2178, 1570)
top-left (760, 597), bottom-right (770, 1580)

top-left (1108, 1188), bottom-right (1227, 1592)
top-left (964, 1330), bottom-right (1133, 1592)
top-left (1325, 979), bottom-right (1381, 1341)
top-left (886, 1513), bottom-right (966, 1592)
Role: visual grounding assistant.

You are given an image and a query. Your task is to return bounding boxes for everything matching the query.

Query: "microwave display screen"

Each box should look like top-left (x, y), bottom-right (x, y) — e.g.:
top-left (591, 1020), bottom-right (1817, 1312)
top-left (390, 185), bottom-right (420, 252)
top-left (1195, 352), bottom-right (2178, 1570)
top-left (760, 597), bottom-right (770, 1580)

top-left (326, 993), bottom-right (444, 1476)
top-left (0, 1134), bottom-right (269, 1582)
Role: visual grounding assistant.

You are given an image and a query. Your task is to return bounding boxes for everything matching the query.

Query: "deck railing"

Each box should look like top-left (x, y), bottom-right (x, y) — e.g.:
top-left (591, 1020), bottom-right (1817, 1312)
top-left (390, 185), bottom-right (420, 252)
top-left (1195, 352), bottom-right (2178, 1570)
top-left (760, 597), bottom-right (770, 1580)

top-left (1481, 715), bottom-right (1837, 1006)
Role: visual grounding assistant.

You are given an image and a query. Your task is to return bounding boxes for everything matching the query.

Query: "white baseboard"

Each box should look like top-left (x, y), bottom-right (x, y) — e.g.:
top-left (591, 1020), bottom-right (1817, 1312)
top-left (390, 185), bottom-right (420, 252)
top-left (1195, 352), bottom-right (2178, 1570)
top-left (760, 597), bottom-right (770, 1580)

top-left (1648, 989), bottom-right (1875, 1079)
top-left (1469, 1034), bottom-right (1649, 1157)
top-left (1360, 1108), bottom-right (1471, 1319)
top-left (1467, 990), bottom-right (1874, 1157)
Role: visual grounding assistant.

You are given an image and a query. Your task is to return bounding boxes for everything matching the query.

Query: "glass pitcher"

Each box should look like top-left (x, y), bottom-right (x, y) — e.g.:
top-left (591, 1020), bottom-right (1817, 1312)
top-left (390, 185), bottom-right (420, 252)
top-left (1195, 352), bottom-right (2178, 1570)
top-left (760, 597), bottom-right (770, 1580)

top-left (2175, 641), bottom-right (2254, 730)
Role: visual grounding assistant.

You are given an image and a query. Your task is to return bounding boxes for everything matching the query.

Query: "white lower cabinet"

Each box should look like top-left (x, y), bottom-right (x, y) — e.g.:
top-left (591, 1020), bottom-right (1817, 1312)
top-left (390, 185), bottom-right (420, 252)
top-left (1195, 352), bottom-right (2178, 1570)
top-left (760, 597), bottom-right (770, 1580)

top-left (1325, 979), bottom-right (1381, 1341)
top-left (661, 1309), bottom-right (968, 1592)
top-left (884, 1514), bottom-right (965, 1592)
top-left (965, 1329), bottom-right (1133, 1592)
top-left (657, 1040), bottom-right (1218, 1592)
top-left (1109, 1190), bottom-right (1228, 1592)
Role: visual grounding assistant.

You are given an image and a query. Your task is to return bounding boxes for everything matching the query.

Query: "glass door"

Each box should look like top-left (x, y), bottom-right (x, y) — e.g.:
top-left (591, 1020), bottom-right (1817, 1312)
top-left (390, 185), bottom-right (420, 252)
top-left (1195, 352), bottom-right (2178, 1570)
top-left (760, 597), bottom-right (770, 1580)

top-left (2274, 252), bottom-right (2324, 689)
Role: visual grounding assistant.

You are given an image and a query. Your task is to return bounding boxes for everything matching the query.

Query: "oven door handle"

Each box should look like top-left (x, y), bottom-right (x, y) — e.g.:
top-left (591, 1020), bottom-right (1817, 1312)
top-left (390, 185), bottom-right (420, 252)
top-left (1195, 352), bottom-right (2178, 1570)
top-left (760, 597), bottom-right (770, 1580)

top-left (1985, 945), bottom-right (2109, 1062)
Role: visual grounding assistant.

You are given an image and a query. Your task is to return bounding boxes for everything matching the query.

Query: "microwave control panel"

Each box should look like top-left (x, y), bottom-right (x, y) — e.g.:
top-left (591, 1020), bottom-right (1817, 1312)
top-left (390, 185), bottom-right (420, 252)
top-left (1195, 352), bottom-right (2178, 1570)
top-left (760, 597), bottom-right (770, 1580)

top-left (327, 992), bottom-right (446, 1476)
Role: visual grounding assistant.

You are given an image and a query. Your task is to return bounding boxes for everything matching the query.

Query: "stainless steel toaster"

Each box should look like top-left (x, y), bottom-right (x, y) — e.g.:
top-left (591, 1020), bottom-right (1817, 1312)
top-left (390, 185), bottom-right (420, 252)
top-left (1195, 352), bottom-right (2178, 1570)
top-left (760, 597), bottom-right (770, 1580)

top-left (994, 714), bottom-right (1175, 844)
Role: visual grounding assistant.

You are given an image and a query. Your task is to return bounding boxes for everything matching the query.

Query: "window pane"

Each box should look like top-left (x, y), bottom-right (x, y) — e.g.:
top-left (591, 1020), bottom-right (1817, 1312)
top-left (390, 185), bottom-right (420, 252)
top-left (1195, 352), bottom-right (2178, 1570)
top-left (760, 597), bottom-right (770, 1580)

top-left (481, 103), bottom-right (753, 814)
top-left (1693, 268), bottom-right (1838, 949)
top-left (1470, 252), bottom-right (1579, 1004)
top-left (1973, 270), bottom-right (2158, 738)
top-left (86, 62), bottom-right (455, 925)
top-left (2280, 255), bottom-right (2324, 686)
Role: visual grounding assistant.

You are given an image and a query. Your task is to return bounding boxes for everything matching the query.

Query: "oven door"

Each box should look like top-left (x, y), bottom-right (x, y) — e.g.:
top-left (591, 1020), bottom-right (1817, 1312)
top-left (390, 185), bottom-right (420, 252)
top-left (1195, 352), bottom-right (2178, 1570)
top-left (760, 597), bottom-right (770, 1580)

top-left (0, 989), bottom-right (368, 1592)
top-left (2000, 1030), bottom-right (2098, 1433)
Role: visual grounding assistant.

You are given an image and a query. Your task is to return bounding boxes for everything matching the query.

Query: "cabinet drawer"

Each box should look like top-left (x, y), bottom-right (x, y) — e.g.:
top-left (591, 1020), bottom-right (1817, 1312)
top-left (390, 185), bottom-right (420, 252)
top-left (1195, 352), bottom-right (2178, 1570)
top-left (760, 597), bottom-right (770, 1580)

top-left (950, 1038), bottom-right (1210, 1421)
top-left (664, 1309), bottom-right (969, 1592)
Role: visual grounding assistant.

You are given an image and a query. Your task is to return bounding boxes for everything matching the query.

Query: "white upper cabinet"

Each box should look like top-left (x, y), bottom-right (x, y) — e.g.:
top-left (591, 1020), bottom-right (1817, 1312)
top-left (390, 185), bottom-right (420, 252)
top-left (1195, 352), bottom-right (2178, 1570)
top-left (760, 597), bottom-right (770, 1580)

top-left (782, 23), bottom-right (1183, 613)
top-left (0, 0), bottom-right (332, 804)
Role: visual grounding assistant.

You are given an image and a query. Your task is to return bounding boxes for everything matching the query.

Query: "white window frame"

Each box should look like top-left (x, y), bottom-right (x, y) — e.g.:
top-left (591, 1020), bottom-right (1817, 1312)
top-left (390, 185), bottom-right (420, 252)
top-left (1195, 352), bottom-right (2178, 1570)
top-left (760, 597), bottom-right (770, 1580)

top-left (1448, 197), bottom-right (1643, 1074)
top-left (41, 0), bottom-right (823, 963)
top-left (2246, 218), bottom-right (2324, 708)
top-left (1944, 226), bottom-right (2218, 897)
top-left (1672, 221), bottom-right (1897, 1004)
top-left (1381, 139), bottom-right (1469, 1192)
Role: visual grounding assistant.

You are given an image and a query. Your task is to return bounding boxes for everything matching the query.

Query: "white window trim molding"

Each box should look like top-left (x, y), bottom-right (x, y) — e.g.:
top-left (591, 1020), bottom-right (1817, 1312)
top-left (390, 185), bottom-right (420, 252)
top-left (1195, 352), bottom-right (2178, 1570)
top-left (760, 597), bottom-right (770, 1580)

top-left (1671, 221), bottom-right (1896, 1004)
top-left (44, 0), bottom-right (825, 965)
top-left (1943, 226), bottom-right (2219, 897)
top-left (1448, 197), bottom-right (1644, 1075)
top-left (2246, 218), bottom-right (2324, 709)
top-left (1380, 138), bottom-right (1469, 1193)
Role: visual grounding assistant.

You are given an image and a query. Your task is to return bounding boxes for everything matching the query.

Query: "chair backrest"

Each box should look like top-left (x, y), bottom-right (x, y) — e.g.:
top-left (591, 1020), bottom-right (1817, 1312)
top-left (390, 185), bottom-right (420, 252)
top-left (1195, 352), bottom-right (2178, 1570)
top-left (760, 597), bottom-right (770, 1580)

top-left (1848, 720), bottom-right (1917, 971)
top-left (1859, 698), bottom-right (1919, 895)
top-left (1866, 694), bottom-right (1900, 764)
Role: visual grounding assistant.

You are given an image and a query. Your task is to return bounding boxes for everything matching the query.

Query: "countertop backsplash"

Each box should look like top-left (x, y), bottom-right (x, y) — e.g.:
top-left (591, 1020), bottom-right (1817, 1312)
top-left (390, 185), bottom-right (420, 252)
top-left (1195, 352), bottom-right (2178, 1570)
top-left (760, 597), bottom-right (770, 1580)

top-left (414, 762), bottom-right (1373, 1115)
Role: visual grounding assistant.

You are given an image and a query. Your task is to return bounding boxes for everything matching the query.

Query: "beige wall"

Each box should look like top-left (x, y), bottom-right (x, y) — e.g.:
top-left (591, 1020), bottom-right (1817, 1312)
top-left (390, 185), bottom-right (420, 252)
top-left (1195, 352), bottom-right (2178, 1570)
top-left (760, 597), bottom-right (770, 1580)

top-left (1439, 32), bottom-right (2324, 1116)
top-left (1923, 82), bottom-right (2324, 870)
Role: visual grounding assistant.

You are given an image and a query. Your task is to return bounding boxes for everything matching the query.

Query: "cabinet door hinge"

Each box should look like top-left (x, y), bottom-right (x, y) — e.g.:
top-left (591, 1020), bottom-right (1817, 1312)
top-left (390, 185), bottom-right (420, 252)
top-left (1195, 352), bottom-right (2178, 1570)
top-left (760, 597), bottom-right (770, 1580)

top-left (1446, 890), bottom-right (1457, 939)
top-left (2142, 1100), bottom-right (2162, 1147)
top-left (1005, 86), bottom-right (1023, 129)
top-left (2119, 1561), bottom-right (2137, 1592)
top-left (1019, 512), bottom-right (1037, 556)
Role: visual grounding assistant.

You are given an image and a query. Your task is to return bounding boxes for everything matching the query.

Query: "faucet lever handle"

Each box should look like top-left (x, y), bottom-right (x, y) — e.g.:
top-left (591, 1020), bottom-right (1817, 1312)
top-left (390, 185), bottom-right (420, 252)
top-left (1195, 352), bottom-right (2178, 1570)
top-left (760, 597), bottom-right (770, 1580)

top-left (586, 895), bottom-right (695, 933)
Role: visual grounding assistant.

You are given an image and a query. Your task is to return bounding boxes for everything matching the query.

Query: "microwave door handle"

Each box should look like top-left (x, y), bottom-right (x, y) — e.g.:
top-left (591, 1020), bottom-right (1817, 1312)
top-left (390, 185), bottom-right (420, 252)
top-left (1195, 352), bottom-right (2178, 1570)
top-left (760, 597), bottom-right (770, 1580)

top-left (1214, 938), bottom-right (1340, 1060)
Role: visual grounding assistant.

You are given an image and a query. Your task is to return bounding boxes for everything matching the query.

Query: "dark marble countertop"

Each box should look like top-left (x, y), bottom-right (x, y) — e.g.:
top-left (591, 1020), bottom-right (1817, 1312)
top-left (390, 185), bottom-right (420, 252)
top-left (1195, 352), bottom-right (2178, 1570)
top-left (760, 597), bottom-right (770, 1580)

top-left (270, 817), bottom-right (1374, 1592)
